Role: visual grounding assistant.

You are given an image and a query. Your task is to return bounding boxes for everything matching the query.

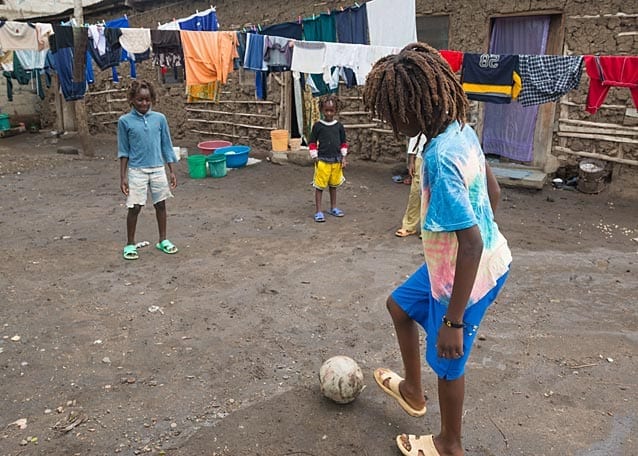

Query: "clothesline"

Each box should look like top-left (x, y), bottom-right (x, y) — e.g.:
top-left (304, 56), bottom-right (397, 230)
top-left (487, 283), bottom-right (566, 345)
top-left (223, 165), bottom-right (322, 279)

top-left (0, 17), bottom-right (636, 114)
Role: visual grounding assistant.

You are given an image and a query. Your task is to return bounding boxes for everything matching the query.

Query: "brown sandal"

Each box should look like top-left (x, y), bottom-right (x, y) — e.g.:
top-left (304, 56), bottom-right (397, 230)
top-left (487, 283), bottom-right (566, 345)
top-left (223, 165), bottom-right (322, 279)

top-left (395, 228), bottom-right (417, 238)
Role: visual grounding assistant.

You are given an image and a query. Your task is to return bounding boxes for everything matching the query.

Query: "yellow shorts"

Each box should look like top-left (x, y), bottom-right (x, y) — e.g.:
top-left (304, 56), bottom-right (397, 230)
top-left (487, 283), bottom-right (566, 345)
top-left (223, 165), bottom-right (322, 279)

top-left (313, 160), bottom-right (345, 190)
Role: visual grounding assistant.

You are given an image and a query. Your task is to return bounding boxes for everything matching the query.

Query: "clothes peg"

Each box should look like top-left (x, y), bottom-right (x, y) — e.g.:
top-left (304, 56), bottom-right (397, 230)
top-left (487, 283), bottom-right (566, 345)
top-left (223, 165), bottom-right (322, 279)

top-left (258, 24), bottom-right (262, 32)
top-left (196, 9), bottom-right (199, 13)
top-left (355, 2), bottom-right (360, 7)
top-left (298, 16), bottom-right (302, 24)
top-left (340, 6), bottom-right (344, 11)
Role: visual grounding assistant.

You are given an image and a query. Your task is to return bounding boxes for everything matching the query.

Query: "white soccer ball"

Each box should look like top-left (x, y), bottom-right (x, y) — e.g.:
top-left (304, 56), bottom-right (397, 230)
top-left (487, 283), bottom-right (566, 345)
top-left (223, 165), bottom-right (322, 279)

top-left (319, 355), bottom-right (364, 404)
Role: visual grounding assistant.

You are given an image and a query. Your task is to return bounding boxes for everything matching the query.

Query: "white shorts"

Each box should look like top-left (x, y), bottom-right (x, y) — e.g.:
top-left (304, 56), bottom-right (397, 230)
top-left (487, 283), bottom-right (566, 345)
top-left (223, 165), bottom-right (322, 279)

top-left (126, 167), bottom-right (173, 208)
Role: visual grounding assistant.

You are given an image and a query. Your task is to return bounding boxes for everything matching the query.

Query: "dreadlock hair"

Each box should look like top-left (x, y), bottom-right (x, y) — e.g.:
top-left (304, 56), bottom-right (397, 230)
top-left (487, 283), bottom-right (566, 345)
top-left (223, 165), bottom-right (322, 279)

top-left (127, 79), bottom-right (157, 104)
top-left (318, 94), bottom-right (343, 113)
top-left (363, 42), bottom-right (468, 140)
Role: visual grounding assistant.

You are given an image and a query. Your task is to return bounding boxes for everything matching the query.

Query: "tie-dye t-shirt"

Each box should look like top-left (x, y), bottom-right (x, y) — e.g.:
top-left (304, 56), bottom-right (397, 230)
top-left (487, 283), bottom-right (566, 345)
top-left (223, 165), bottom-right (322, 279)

top-left (420, 121), bottom-right (511, 308)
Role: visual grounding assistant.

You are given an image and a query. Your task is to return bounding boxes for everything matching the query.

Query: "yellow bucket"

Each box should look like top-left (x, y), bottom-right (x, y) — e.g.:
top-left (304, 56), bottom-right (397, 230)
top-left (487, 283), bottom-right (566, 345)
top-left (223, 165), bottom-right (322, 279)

top-left (270, 129), bottom-right (289, 152)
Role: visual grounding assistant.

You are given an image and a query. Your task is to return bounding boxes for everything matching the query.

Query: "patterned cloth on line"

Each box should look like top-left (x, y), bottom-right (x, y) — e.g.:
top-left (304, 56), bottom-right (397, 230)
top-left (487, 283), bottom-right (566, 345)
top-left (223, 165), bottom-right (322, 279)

top-left (517, 55), bottom-right (584, 107)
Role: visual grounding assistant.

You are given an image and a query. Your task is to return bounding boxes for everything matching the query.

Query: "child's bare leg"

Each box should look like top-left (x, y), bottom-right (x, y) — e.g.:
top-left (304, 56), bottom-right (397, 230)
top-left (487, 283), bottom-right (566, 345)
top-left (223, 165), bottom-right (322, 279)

top-left (386, 296), bottom-right (426, 410)
top-left (315, 188), bottom-right (323, 213)
top-left (154, 200), bottom-right (167, 242)
top-left (329, 186), bottom-right (337, 210)
top-left (126, 205), bottom-right (142, 245)
top-left (435, 375), bottom-right (465, 455)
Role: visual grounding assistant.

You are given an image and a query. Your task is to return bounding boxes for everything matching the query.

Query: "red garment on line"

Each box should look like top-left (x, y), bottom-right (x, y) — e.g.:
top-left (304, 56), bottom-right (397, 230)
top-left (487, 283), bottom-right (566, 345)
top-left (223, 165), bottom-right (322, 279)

top-left (440, 50), bottom-right (463, 73)
top-left (584, 55), bottom-right (638, 114)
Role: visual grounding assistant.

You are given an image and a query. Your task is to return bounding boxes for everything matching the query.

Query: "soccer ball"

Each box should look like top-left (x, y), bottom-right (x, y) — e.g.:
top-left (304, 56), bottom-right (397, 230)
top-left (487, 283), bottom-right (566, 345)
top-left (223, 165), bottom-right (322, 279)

top-left (319, 355), bottom-right (364, 404)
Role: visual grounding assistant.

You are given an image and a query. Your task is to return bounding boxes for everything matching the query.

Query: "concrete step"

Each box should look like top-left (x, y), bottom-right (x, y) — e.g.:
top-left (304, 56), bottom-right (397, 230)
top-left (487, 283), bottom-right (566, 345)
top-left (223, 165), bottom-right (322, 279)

top-left (490, 163), bottom-right (547, 190)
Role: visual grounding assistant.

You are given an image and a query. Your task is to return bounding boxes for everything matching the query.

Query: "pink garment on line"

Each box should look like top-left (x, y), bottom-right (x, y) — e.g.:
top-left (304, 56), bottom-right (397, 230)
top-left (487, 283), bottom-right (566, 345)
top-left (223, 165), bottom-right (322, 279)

top-left (584, 55), bottom-right (638, 114)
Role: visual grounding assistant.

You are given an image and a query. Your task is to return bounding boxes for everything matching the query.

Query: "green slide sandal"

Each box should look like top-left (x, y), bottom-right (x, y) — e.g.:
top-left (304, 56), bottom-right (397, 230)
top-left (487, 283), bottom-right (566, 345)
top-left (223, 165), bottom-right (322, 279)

top-left (156, 239), bottom-right (178, 254)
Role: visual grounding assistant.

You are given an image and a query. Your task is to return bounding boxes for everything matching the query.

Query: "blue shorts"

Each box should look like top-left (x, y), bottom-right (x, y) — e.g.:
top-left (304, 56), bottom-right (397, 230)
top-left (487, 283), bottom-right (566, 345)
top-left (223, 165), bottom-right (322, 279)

top-left (391, 263), bottom-right (509, 380)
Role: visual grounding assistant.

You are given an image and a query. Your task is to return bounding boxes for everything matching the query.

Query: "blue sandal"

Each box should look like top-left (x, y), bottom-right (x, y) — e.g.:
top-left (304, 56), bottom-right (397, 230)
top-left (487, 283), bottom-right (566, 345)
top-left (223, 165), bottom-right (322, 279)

top-left (314, 211), bottom-right (325, 223)
top-left (329, 207), bottom-right (345, 217)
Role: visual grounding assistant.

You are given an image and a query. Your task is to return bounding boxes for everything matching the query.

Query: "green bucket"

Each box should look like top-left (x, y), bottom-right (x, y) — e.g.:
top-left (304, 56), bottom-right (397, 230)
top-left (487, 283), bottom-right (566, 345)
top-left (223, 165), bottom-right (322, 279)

top-left (206, 153), bottom-right (227, 178)
top-left (0, 113), bottom-right (9, 131)
top-left (187, 154), bottom-right (207, 179)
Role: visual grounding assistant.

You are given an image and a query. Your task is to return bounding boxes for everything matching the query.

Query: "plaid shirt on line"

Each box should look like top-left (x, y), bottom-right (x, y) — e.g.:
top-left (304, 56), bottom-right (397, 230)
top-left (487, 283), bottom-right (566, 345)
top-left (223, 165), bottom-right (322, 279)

top-left (517, 55), bottom-right (584, 107)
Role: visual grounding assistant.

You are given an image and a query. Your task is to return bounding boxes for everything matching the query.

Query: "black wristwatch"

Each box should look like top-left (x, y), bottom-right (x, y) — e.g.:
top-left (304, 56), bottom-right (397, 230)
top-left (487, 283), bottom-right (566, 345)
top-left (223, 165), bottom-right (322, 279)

top-left (442, 316), bottom-right (464, 329)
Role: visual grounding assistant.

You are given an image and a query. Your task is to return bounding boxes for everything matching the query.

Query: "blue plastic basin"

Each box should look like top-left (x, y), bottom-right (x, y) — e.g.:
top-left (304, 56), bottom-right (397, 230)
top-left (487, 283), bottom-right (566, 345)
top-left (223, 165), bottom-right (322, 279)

top-left (214, 145), bottom-right (251, 168)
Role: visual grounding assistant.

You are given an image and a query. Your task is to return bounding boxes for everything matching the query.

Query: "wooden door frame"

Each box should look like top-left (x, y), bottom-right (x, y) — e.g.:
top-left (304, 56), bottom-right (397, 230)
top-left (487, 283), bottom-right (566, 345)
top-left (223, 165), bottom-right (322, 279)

top-left (477, 11), bottom-right (565, 171)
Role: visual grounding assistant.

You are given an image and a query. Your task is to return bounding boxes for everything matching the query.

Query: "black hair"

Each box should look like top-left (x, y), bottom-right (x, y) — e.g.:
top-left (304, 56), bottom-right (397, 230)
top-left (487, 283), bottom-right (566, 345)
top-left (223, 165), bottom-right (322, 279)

top-left (127, 79), bottom-right (156, 104)
top-left (363, 42), bottom-right (468, 139)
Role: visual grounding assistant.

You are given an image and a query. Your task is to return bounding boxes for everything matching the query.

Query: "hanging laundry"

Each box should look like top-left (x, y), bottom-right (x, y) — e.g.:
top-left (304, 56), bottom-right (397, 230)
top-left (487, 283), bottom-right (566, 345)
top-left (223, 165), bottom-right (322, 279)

top-left (517, 55), bottom-right (584, 107)
top-left (440, 50), bottom-right (463, 73)
top-left (584, 55), bottom-right (638, 114)
top-left (88, 26), bottom-right (122, 71)
top-left (234, 31), bottom-right (247, 69)
top-left (264, 36), bottom-right (293, 72)
top-left (158, 21), bottom-right (179, 31)
top-left (3, 51), bottom-right (44, 101)
top-left (0, 21), bottom-right (39, 51)
top-left (334, 4), bottom-right (368, 45)
top-left (366, 0), bottom-right (416, 47)
top-left (151, 29), bottom-right (183, 69)
top-left (178, 8), bottom-right (219, 32)
top-left (48, 25), bottom-right (86, 101)
top-left (461, 53), bottom-right (521, 103)
top-left (119, 28), bottom-right (152, 60)
top-left (334, 4), bottom-right (369, 87)
top-left (303, 13), bottom-right (337, 97)
top-left (35, 23), bottom-right (53, 51)
top-left (303, 13), bottom-right (336, 43)
top-left (181, 30), bottom-right (237, 86)
top-left (243, 33), bottom-right (268, 71)
top-left (0, 50), bottom-right (14, 72)
top-left (261, 22), bottom-right (303, 40)
top-left (72, 27), bottom-right (88, 83)
top-left (106, 16), bottom-right (137, 79)
top-left (187, 81), bottom-right (221, 102)
top-left (15, 49), bottom-right (47, 70)
top-left (290, 41), bottom-right (326, 75)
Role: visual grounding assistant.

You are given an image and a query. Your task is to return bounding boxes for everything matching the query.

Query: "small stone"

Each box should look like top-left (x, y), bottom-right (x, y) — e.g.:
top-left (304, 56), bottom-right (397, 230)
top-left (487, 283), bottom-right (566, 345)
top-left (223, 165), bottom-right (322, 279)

top-left (20, 440), bottom-right (28, 446)
top-left (44, 409), bottom-right (52, 415)
top-left (56, 406), bottom-right (64, 413)
top-left (10, 335), bottom-right (20, 342)
top-left (102, 357), bottom-right (111, 364)
top-left (170, 423), bottom-right (177, 429)
top-left (127, 377), bottom-right (136, 384)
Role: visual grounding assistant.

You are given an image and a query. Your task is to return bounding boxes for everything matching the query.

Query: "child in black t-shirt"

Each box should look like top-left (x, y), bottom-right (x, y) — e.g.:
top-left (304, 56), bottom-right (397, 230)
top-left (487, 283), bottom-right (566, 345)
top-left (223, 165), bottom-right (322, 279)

top-left (308, 95), bottom-right (348, 223)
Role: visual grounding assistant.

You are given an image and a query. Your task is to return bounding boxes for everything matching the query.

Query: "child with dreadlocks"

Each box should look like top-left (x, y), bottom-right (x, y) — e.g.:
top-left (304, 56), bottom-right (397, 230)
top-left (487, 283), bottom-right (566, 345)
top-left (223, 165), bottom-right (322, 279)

top-left (363, 43), bottom-right (511, 456)
top-left (308, 94), bottom-right (348, 222)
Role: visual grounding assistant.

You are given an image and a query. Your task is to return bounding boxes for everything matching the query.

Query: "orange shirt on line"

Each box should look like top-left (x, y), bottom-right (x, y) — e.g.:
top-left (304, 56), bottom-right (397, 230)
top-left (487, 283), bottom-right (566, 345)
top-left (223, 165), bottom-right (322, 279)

top-left (180, 30), bottom-right (238, 86)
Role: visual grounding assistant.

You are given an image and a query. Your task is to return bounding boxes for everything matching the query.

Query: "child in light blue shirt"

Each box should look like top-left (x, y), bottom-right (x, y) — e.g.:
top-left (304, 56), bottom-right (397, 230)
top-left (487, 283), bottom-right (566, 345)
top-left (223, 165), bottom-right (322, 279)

top-left (118, 80), bottom-right (178, 260)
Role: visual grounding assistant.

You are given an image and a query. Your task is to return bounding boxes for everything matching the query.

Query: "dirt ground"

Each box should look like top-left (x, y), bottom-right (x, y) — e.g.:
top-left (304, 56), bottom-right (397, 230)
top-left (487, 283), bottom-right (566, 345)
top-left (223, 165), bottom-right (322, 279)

top-left (0, 131), bottom-right (636, 456)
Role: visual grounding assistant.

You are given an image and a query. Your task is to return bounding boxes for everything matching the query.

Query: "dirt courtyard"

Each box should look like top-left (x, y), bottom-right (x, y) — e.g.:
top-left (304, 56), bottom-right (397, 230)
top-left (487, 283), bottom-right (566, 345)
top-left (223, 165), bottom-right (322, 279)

top-left (0, 131), bottom-right (636, 456)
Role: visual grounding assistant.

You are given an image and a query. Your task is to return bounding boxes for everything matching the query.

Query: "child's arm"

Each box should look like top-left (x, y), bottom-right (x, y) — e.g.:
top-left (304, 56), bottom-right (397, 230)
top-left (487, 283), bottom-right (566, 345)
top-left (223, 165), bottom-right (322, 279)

top-left (159, 115), bottom-right (178, 188)
top-left (339, 123), bottom-right (348, 168)
top-left (120, 157), bottom-right (129, 195)
top-left (485, 163), bottom-right (501, 214)
top-left (437, 225), bottom-right (483, 359)
top-left (117, 118), bottom-right (130, 195)
top-left (308, 123), bottom-right (319, 160)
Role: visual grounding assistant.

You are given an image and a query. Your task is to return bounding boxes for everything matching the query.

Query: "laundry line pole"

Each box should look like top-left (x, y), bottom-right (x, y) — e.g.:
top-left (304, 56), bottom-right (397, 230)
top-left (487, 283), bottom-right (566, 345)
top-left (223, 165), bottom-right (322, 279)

top-left (73, 0), bottom-right (93, 157)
